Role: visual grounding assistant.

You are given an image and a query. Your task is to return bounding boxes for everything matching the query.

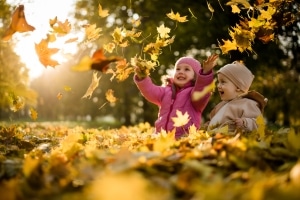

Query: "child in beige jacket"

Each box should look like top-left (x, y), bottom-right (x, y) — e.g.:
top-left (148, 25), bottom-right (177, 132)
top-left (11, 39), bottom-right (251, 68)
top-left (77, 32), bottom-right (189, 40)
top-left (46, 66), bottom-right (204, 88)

top-left (207, 61), bottom-right (267, 133)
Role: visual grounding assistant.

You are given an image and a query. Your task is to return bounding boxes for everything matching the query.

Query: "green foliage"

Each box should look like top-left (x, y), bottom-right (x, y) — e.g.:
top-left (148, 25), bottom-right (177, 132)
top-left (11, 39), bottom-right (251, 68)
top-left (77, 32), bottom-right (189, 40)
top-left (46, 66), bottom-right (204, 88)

top-left (0, 122), bottom-right (300, 199)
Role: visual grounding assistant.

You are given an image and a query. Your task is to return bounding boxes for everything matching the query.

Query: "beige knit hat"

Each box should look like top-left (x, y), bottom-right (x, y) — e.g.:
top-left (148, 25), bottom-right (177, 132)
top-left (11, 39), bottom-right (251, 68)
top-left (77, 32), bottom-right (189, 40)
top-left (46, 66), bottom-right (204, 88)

top-left (217, 61), bottom-right (254, 92)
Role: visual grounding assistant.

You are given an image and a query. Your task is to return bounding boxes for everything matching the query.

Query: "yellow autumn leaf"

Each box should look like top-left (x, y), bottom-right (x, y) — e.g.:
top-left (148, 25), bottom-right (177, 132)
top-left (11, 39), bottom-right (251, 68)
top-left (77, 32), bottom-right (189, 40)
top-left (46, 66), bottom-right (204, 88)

top-left (29, 107), bottom-right (38, 121)
top-left (82, 72), bottom-right (101, 99)
top-left (207, 1), bottom-right (214, 20)
top-left (50, 19), bottom-right (71, 36)
top-left (172, 110), bottom-right (190, 127)
top-left (157, 24), bottom-right (170, 39)
top-left (9, 95), bottom-right (25, 112)
top-left (106, 89), bottom-right (117, 103)
top-left (57, 92), bottom-right (63, 100)
top-left (259, 6), bottom-right (275, 21)
top-left (103, 42), bottom-right (116, 53)
top-left (72, 55), bottom-right (93, 71)
top-left (166, 10), bottom-right (188, 23)
top-left (231, 5), bottom-right (241, 13)
top-left (226, 0), bottom-right (251, 9)
top-left (83, 24), bottom-right (102, 42)
top-left (64, 85), bottom-right (72, 92)
top-left (98, 3), bottom-right (109, 18)
top-left (192, 79), bottom-right (215, 101)
top-left (153, 129), bottom-right (176, 152)
top-left (218, 39), bottom-right (237, 54)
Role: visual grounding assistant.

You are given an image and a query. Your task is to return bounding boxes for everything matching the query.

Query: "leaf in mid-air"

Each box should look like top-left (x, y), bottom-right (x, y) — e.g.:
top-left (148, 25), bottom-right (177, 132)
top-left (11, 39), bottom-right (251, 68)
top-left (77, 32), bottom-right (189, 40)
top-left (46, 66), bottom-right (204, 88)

top-left (98, 3), bottom-right (109, 18)
top-left (35, 39), bottom-right (60, 67)
top-left (50, 18), bottom-right (71, 36)
top-left (82, 72), bottom-right (101, 99)
top-left (83, 24), bottom-right (102, 42)
top-left (192, 79), bottom-right (215, 101)
top-left (166, 10), bottom-right (188, 23)
top-left (2, 5), bottom-right (35, 41)
top-left (105, 89), bottom-right (117, 103)
top-left (91, 48), bottom-right (122, 72)
top-left (29, 107), bottom-right (38, 121)
top-left (218, 39), bottom-right (237, 54)
top-left (157, 24), bottom-right (170, 39)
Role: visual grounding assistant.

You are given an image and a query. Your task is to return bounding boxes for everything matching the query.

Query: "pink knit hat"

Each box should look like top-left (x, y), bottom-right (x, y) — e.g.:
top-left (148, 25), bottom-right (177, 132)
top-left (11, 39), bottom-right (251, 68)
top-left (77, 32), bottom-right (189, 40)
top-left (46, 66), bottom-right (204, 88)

top-left (218, 61), bottom-right (254, 92)
top-left (174, 57), bottom-right (201, 73)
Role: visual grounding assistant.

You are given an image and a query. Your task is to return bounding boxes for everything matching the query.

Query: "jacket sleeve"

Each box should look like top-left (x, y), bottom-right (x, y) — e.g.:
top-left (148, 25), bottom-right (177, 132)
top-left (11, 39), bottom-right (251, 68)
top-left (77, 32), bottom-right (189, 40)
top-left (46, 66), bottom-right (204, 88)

top-left (191, 70), bottom-right (214, 112)
top-left (241, 99), bottom-right (262, 131)
top-left (133, 75), bottom-right (165, 105)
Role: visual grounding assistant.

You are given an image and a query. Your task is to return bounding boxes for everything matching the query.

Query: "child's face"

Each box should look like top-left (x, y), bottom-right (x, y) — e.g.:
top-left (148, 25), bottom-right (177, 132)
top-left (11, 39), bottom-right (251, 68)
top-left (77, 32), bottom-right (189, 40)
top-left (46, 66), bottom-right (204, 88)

top-left (217, 73), bottom-right (241, 101)
top-left (173, 63), bottom-right (195, 88)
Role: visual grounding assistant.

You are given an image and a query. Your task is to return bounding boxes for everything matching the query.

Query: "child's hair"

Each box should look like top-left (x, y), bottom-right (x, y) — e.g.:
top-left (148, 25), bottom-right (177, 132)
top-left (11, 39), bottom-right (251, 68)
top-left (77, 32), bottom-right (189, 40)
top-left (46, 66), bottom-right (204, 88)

top-left (217, 61), bottom-right (254, 92)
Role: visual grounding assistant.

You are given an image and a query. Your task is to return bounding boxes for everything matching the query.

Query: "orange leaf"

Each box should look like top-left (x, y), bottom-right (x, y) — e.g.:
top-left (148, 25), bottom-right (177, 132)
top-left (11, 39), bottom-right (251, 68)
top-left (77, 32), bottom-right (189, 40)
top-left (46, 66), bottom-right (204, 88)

top-left (35, 39), bottom-right (60, 67)
top-left (2, 5), bottom-right (35, 41)
top-left (91, 48), bottom-right (122, 72)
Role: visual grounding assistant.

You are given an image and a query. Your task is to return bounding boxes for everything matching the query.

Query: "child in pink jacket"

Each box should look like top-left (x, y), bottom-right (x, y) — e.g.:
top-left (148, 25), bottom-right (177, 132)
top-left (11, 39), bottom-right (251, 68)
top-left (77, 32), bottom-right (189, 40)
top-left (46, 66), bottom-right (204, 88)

top-left (134, 55), bottom-right (218, 139)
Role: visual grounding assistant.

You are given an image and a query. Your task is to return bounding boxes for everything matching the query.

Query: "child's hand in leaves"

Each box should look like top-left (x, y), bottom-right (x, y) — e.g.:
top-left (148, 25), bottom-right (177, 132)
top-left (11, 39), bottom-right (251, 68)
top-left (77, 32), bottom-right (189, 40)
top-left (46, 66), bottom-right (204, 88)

top-left (202, 54), bottom-right (219, 74)
top-left (134, 65), bottom-right (148, 79)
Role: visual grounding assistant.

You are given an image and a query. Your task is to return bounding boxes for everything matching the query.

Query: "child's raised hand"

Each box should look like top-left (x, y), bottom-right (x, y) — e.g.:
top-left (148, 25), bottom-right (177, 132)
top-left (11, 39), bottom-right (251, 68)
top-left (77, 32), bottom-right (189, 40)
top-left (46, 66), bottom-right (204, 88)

top-left (134, 66), bottom-right (148, 79)
top-left (202, 54), bottom-right (219, 74)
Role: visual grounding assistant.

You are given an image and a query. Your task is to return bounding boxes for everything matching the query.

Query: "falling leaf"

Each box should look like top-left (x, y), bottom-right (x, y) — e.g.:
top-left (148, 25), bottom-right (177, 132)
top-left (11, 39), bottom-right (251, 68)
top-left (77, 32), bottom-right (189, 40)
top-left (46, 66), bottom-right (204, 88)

top-left (64, 86), bottom-right (72, 92)
top-left (72, 56), bottom-right (94, 71)
top-left (192, 80), bottom-right (215, 101)
top-left (230, 5), bottom-right (241, 13)
top-left (207, 1), bottom-right (214, 20)
top-left (57, 92), bottom-right (63, 100)
top-left (130, 18), bottom-right (141, 27)
top-left (105, 89), bottom-right (117, 103)
top-left (166, 10), bottom-right (188, 23)
top-left (29, 107), bottom-right (38, 121)
top-left (91, 48), bottom-right (122, 72)
top-left (157, 24), bottom-right (170, 39)
top-left (172, 110), bottom-right (190, 127)
top-left (188, 8), bottom-right (197, 19)
top-left (112, 27), bottom-right (129, 47)
top-left (50, 18), bottom-right (71, 36)
top-left (65, 37), bottom-right (78, 44)
top-left (98, 3), bottom-right (109, 18)
top-left (2, 5), bottom-right (35, 41)
top-left (82, 72), bottom-right (101, 99)
top-left (103, 42), bottom-right (116, 53)
top-left (218, 39), bottom-right (237, 54)
top-left (83, 24), bottom-right (102, 42)
top-left (35, 38), bottom-right (60, 67)
top-left (9, 95), bottom-right (25, 112)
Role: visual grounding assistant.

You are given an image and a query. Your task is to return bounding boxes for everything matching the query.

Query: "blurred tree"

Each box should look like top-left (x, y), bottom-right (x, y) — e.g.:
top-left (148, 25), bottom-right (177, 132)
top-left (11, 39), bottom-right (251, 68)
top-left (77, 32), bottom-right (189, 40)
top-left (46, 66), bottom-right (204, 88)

top-left (0, 1), bottom-right (37, 120)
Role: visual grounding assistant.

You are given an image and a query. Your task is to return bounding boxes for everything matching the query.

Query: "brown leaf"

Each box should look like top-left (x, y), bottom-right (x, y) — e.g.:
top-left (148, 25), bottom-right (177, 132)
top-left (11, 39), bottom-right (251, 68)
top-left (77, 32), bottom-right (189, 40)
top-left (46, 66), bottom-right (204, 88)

top-left (35, 39), bottom-right (60, 67)
top-left (2, 5), bottom-right (35, 41)
top-left (91, 48), bottom-right (122, 72)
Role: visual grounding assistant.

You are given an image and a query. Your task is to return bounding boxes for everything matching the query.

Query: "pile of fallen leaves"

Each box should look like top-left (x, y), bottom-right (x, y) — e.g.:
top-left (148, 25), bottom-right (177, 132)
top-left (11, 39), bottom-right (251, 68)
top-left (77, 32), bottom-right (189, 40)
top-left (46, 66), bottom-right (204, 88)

top-left (0, 122), bottom-right (299, 200)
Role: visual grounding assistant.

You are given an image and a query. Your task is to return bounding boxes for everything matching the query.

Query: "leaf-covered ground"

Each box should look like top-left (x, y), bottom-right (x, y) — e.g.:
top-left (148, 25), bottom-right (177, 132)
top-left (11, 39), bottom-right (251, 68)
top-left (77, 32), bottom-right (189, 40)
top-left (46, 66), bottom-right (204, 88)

top-left (0, 122), bottom-right (300, 200)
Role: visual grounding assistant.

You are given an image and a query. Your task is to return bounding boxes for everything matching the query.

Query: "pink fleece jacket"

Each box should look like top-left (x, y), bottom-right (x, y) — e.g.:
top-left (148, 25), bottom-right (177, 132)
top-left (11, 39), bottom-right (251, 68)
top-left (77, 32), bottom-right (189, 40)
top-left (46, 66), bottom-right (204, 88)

top-left (134, 70), bottom-right (213, 139)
